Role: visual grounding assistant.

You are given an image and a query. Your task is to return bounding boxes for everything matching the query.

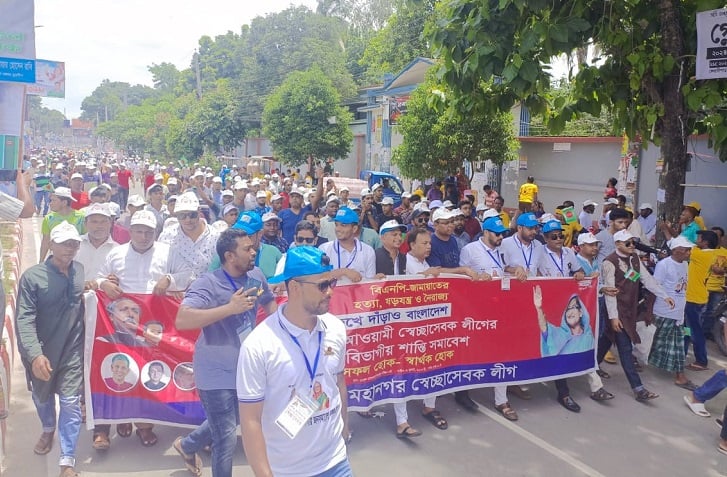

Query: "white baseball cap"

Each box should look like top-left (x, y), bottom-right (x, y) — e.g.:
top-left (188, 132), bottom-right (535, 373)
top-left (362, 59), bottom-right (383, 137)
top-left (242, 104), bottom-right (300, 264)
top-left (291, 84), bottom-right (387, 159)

top-left (127, 194), bottom-right (146, 207)
top-left (429, 200), bottom-right (443, 209)
top-left (221, 189), bottom-right (234, 197)
top-left (70, 173), bottom-right (83, 180)
top-left (212, 176), bottom-right (222, 183)
top-left (233, 181), bottom-right (248, 190)
top-left (360, 188), bottom-right (372, 197)
top-left (613, 230), bottom-right (635, 242)
top-left (175, 193), bottom-right (200, 212)
top-left (582, 200), bottom-right (598, 207)
top-left (55, 164), bottom-right (64, 170)
top-left (381, 197), bottom-right (394, 206)
top-left (442, 200), bottom-right (454, 209)
top-left (256, 190), bottom-right (268, 199)
top-left (84, 203), bottom-right (111, 218)
top-left (401, 192), bottom-right (412, 199)
top-left (339, 186), bottom-right (349, 192)
top-left (379, 219), bottom-right (406, 235)
top-left (271, 194), bottom-right (282, 202)
top-left (432, 208), bottom-right (456, 222)
top-left (50, 221), bottom-right (82, 243)
top-left (326, 195), bottom-right (340, 205)
top-left (154, 173), bottom-right (164, 181)
top-left (262, 212), bottom-right (281, 222)
top-left (668, 236), bottom-right (695, 249)
top-left (129, 210), bottom-right (157, 229)
top-left (481, 208), bottom-right (499, 219)
top-left (53, 187), bottom-right (76, 202)
top-left (167, 177), bottom-right (178, 185)
top-left (577, 232), bottom-right (600, 245)
top-left (371, 183), bottom-right (383, 192)
top-left (604, 198), bottom-right (619, 205)
top-left (639, 203), bottom-right (653, 210)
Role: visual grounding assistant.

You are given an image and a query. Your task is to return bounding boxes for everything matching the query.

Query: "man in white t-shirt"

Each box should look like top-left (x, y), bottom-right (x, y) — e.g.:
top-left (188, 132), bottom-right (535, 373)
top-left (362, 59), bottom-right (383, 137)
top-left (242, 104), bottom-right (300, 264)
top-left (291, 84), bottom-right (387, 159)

top-left (648, 236), bottom-right (693, 389)
top-left (237, 246), bottom-right (352, 477)
top-left (319, 207), bottom-right (375, 284)
top-left (579, 200), bottom-right (598, 230)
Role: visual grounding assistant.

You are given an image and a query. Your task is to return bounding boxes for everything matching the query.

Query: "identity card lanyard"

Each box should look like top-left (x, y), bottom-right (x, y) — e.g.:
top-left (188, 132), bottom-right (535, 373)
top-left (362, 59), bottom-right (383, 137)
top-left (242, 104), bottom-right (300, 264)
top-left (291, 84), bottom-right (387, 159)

top-left (514, 236), bottom-right (533, 270)
top-left (275, 316), bottom-right (323, 439)
top-left (548, 250), bottom-right (565, 277)
top-left (480, 242), bottom-right (503, 271)
top-left (335, 240), bottom-right (357, 269)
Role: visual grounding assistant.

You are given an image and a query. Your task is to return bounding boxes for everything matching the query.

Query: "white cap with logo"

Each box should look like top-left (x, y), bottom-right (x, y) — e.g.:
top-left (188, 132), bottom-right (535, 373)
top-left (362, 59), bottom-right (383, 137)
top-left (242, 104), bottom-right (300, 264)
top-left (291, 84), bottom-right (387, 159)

top-left (130, 210), bottom-right (158, 229)
top-left (50, 221), bottom-right (82, 243)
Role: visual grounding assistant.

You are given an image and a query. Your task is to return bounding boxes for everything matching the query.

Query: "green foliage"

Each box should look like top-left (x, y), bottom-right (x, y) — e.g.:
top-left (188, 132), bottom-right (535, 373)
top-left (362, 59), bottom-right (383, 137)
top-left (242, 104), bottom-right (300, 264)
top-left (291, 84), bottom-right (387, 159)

top-left (80, 79), bottom-right (156, 123)
top-left (27, 96), bottom-right (66, 137)
top-left (393, 74), bottom-right (518, 179)
top-left (263, 67), bottom-right (353, 166)
top-left (429, 0), bottom-right (727, 221)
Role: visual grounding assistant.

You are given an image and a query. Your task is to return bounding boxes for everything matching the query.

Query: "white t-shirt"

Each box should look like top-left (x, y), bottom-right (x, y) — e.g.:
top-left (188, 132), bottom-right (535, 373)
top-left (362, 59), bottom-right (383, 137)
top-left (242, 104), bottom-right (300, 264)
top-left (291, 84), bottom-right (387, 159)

top-left (578, 210), bottom-right (593, 229)
top-left (405, 253), bottom-right (430, 275)
top-left (459, 239), bottom-right (504, 276)
top-left (653, 256), bottom-right (688, 322)
top-left (76, 235), bottom-right (119, 281)
top-left (500, 235), bottom-right (543, 277)
top-left (237, 307), bottom-right (347, 477)
top-left (319, 239), bottom-right (376, 283)
top-left (536, 246), bottom-right (582, 277)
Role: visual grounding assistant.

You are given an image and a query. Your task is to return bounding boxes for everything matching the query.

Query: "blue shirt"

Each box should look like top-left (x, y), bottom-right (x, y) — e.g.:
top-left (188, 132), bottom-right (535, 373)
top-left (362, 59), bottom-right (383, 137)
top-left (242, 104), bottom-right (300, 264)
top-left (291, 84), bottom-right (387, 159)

top-left (182, 267), bottom-right (273, 390)
top-left (278, 205), bottom-right (311, 244)
top-left (427, 234), bottom-right (460, 268)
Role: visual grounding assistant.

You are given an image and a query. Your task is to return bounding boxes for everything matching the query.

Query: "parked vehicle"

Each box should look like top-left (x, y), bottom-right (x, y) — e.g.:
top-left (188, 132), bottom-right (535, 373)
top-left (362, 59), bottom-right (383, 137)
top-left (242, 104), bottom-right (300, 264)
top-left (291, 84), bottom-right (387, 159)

top-left (359, 170), bottom-right (405, 207)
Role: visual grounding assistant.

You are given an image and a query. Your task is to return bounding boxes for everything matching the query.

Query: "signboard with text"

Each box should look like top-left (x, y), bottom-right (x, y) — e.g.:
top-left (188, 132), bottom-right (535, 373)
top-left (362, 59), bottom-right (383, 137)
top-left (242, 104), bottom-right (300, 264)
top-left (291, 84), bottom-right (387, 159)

top-left (697, 8), bottom-right (727, 79)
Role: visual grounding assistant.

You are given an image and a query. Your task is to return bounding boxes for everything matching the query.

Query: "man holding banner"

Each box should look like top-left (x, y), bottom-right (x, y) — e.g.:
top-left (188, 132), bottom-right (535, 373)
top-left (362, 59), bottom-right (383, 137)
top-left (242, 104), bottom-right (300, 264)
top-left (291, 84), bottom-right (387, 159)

top-left (238, 246), bottom-right (352, 477)
top-left (174, 228), bottom-right (276, 477)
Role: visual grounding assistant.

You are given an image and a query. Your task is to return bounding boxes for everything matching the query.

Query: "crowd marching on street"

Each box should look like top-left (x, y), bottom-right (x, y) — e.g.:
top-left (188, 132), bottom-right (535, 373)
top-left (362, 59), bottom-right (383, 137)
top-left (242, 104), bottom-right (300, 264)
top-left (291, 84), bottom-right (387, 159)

top-left (4, 149), bottom-right (727, 477)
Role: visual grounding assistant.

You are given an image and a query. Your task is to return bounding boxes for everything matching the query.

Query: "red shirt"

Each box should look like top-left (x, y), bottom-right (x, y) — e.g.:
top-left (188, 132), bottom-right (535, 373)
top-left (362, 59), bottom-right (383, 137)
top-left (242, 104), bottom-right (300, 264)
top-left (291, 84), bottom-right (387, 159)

top-left (117, 169), bottom-right (132, 189)
top-left (112, 223), bottom-right (130, 244)
top-left (144, 173), bottom-right (155, 190)
top-left (71, 191), bottom-right (90, 210)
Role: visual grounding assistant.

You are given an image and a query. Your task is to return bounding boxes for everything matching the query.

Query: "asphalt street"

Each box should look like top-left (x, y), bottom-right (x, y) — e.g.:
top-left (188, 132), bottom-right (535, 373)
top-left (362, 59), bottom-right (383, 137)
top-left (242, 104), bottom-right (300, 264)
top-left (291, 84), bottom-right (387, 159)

top-left (4, 215), bottom-right (727, 477)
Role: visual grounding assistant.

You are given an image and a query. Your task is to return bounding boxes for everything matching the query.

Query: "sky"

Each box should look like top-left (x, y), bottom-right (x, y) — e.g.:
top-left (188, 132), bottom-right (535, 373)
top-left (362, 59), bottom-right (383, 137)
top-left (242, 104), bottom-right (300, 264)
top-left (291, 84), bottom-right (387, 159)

top-left (34, 0), bottom-right (319, 118)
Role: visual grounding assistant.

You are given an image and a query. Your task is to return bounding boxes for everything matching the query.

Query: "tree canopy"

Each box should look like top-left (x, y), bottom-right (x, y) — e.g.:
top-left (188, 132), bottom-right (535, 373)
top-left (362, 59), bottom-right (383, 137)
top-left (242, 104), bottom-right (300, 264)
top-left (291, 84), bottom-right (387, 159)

top-left (429, 0), bottom-right (727, 220)
top-left (263, 67), bottom-right (353, 166)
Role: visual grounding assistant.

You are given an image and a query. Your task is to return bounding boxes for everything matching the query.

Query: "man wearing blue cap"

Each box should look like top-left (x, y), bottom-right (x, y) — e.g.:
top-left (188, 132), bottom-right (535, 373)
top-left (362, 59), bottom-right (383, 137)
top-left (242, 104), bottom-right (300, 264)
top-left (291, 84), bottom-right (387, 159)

top-left (501, 212), bottom-right (543, 279)
top-left (238, 246), bottom-right (352, 477)
top-left (460, 216), bottom-right (523, 420)
top-left (227, 211), bottom-right (282, 279)
top-left (319, 207), bottom-right (376, 284)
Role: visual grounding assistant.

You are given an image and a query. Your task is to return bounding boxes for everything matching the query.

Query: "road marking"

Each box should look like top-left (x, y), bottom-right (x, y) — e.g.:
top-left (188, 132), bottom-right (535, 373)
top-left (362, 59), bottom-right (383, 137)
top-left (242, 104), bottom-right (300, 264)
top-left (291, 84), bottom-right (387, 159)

top-left (473, 398), bottom-right (607, 477)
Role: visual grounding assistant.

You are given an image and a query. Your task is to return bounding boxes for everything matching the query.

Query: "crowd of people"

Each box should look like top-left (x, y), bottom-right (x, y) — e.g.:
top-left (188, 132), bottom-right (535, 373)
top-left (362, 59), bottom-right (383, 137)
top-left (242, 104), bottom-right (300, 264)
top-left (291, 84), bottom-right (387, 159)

top-left (8, 149), bottom-right (727, 476)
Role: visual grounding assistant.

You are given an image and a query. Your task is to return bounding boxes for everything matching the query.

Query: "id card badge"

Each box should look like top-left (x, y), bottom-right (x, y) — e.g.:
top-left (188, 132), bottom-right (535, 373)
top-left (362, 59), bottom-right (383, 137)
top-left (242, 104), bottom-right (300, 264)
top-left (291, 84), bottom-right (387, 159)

top-left (275, 391), bottom-right (318, 439)
top-left (624, 268), bottom-right (641, 282)
top-left (501, 274), bottom-right (511, 291)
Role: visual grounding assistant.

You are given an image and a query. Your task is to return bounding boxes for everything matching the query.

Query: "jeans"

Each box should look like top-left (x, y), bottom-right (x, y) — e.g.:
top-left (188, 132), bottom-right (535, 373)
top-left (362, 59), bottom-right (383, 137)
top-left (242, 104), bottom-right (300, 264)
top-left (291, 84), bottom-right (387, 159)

top-left (686, 302), bottom-right (708, 366)
top-left (599, 329), bottom-right (643, 391)
top-left (32, 391), bottom-right (82, 468)
top-left (197, 388), bottom-right (239, 477)
top-left (722, 406), bottom-right (727, 441)
top-left (34, 190), bottom-right (50, 215)
top-left (119, 187), bottom-right (129, 210)
top-left (180, 419), bottom-right (212, 455)
top-left (693, 370), bottom-right (727, 403)
top-left (314, 458), bottom-right (353, 477)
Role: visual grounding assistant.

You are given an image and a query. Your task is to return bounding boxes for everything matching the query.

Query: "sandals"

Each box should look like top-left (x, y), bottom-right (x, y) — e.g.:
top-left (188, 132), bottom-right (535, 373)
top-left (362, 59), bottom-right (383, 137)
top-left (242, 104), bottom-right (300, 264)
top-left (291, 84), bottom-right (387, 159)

top-left (92, 432), bottom-right (111, 451)
top-left (136, 427), bottom-right (158, 447)
top-left (396, 425), bottom-right (422, 439)
top-left (683, 395), bottom-right (711, 417)
top-left (603, 350), bottom-right (617, 364)
top-left (116, 423), bottom-right (133, 438)
top-left (33, 431), bottom-right (54, 455)
top-left (674, 380), bottom-right (698, 391)
top-left (686, 363), bottom-right (709, 371)
top-left (634, 388), bottom-right (659, 402)
top-left (596, 368), bottom-right (610, 379)
top-left (590, 388), bottom-right (615, 401)
top-left (422, 410), bottom-right (448, 429)
top-left (173, 437), bottom-right (203, 476)
top-left (495, 402), bottom-right (519, 421)
top-left (59, 466), bottom-right (79, 477)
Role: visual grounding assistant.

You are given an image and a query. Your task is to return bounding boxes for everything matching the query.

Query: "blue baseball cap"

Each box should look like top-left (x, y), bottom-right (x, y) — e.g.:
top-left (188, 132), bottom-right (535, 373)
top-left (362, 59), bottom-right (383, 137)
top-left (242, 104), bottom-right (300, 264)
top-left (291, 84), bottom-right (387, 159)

top-left (541, 220), bottom-right (563, 234)
top-left (482, 217), bottom-right (507, 234)
top-left (334, 207), bottom-right (359, 224)
top-left (268, 246), bottom-right (333, 284)
top-left (232, 211), bottom-right (263, 234)
top-left (516, 212), bottom-right (539, 227)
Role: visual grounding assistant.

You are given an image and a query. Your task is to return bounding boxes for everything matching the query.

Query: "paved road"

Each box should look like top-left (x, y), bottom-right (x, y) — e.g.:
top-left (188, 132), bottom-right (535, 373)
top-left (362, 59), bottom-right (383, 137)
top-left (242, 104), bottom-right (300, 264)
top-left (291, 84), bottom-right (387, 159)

top-left (4, 215), bottom-right (727, 477)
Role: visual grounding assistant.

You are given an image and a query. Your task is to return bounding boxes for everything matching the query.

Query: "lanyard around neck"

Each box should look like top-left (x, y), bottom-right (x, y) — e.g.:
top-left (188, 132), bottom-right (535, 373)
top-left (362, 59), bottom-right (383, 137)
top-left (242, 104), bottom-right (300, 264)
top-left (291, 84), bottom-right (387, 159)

top-left (279, 317), bottom-right (322, 389)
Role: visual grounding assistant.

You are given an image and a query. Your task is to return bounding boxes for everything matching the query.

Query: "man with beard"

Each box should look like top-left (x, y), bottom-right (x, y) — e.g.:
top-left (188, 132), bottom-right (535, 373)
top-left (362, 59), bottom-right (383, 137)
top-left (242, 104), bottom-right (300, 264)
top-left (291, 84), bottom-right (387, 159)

top-left (174, 228), bottom-right (276, 477)
top-left (238, 246), bottom-right (352, 477)
top-left (261, 212), bottom-right (289, 254)
top-left (319, 207), bottom-right (376, 284)
top-left (16, 222), bottom-right (85, 477)
top-left (319, 196), bottom-right (341, 241)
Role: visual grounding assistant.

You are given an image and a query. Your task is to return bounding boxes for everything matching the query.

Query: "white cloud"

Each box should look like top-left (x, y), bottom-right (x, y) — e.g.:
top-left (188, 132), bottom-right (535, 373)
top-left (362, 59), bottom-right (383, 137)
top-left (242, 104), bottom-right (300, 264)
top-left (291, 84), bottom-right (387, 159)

top-left (35, 0), bottom-right (319, 118)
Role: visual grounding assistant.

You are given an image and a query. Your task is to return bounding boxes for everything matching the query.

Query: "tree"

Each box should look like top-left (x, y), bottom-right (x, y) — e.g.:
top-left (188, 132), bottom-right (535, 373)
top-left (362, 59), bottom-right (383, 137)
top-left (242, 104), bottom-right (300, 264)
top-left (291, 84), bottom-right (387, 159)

top-left (393, 74), bottom-right (518, 179)
top-left (80, 79), bottom-right (156, 123)
top-left (263, 67), bottom-right (353, 166)
top-left (429, 0), bottom-right (727, 223)
top-left (148, 63), bottom-right (181, 92)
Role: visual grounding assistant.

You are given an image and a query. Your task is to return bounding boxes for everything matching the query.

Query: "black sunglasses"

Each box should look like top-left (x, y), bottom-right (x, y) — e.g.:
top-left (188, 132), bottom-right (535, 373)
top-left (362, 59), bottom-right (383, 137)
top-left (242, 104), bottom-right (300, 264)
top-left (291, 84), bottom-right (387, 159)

top-left (295, 236), bottom-right (316, 244)
top-left (177, 211), bottom-right (199, 220)
top-left (293, 278), bottom-right (338, 292)
top-left (548, 233), bottom-right (565, 240)
top-left (622, 240), bottom-right (636, 247)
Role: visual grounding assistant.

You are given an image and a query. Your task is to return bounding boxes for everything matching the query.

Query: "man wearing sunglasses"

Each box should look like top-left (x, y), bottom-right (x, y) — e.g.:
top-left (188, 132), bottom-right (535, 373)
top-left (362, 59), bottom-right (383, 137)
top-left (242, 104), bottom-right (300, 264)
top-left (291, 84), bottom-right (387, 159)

top-left (158, 192), bottom-right (221, 285)
top-left (238, 247), bottom-right (352, 477)
top-left (602, 230), bottom-right (673, 402)
top-left (501, 212), bottom-right (543, 280)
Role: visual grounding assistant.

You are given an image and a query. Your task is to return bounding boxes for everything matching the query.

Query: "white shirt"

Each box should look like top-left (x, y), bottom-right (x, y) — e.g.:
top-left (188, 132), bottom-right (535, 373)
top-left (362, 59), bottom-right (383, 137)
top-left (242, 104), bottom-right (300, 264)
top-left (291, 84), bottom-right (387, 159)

top-left (158, 223), bottom-right (220, 280)
top-left (405, 253), bottom-right (430, 275)
top-left (318, 239), bottom-right (376, 283)
top-left (578, 210), bottom-right (594, 229)
top-left (319, 216), bottom-right (336, 241)
top-left (537, 246), bottom-right (582, 277)
top-left (237, 307), bottom-right (347, 477)
top-left (97, 241), bottom-right (188, 292)
top-left (637, 214), bottom-right (657, 244)
top-left (459, 239), bottom-right (504, 276)
top-left (76, 234), bottom-right (119, 281)
top-left (653, 256), bottom-right (688, 321)
top-left (500, 235), bottom-right (543, 277)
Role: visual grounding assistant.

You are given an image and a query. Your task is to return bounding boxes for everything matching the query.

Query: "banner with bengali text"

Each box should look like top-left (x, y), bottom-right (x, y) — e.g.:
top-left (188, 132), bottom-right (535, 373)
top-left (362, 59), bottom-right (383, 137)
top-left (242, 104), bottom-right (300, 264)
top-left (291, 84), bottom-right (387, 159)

top-left (84, 291), bottom-right (204, 429)
top-left (329, 276), bottom-right (598, 411)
